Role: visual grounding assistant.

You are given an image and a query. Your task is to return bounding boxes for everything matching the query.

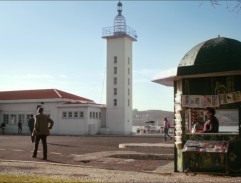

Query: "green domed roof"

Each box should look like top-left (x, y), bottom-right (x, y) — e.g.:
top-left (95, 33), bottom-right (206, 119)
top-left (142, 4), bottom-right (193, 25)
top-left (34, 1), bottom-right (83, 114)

top-left (177, 37), bottom-right (241, 76)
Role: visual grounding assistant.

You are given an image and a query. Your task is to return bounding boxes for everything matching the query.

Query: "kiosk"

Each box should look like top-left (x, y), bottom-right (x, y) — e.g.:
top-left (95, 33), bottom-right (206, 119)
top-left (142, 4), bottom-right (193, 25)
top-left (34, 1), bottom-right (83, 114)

top-left (152, 37), bottom-right (241, 174)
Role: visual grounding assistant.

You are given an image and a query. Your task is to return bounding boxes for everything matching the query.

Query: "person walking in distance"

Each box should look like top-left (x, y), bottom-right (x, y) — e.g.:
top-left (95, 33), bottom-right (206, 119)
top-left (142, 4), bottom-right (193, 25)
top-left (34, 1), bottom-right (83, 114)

top-left (0, 122), bottom-right (6, 135)
top-left (163, 117), bottom-right (172, 141)
top-left (28, 115), bottom-right (35, 143)
top-left (32, 107), bottom-right (54, 160)
top-left (18, 121), bottom-right (22, 134)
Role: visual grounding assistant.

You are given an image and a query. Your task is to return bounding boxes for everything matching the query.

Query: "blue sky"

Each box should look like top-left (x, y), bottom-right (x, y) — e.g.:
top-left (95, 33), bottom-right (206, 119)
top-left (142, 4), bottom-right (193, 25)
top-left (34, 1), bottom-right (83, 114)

top-left (0, 1), bottom-right (240, 111)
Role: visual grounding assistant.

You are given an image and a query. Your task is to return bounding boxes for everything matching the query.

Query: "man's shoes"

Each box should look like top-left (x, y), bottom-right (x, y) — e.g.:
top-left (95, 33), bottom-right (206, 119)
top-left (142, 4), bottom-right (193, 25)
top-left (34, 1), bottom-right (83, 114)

top-left (32, 155), bottom-right (36, 158)
top-left (42, 157), bottom-right (47, 160)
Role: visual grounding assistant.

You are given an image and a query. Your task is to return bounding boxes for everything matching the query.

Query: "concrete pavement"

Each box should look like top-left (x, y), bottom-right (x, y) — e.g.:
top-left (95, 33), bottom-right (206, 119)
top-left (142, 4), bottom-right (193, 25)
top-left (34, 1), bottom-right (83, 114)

top-left (0, 135), bottom-right (175, 179)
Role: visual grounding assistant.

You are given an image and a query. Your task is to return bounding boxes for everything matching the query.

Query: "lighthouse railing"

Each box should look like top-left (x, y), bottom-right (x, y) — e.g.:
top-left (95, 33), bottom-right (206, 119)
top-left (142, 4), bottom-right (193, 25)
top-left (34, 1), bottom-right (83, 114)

top-left (102, 25), bottom-right (137, 40)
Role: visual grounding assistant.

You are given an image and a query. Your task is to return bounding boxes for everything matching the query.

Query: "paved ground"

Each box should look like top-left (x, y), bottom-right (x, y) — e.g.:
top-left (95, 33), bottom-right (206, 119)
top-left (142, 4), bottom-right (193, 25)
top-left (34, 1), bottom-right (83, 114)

top-left (1, 135), bottom-right (241, 182)
top-left (0, 135), bottom-right (174, 172)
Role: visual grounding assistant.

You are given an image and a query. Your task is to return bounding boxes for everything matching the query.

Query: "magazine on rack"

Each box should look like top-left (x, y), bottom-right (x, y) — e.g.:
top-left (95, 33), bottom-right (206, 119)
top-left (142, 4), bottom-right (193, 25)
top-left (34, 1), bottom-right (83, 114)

top-left (183, 140), bottom-right (229, 153)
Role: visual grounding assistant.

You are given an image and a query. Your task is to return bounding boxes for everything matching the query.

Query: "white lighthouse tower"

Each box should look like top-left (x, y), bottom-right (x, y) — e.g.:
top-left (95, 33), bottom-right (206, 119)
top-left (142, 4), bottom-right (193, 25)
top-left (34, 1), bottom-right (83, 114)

top-left (102, 1), bottom-right (137, 135)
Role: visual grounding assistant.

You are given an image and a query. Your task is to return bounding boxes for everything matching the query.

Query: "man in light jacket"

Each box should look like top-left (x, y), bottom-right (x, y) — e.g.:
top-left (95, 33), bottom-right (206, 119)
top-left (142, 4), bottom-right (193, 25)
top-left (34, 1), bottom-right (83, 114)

top-left (32, 107), bottom-right (54, 160)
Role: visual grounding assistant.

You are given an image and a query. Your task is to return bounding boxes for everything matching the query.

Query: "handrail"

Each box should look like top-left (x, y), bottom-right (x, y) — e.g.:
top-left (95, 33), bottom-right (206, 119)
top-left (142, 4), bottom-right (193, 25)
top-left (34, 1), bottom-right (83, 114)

top-left (102, 25), bottom-right (137, 40)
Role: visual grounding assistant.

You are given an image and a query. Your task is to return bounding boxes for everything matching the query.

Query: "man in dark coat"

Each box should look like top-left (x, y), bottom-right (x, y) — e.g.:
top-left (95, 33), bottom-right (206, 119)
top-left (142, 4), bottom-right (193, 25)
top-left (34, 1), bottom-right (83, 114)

top-left (32, 107), bottom-right (54, 160)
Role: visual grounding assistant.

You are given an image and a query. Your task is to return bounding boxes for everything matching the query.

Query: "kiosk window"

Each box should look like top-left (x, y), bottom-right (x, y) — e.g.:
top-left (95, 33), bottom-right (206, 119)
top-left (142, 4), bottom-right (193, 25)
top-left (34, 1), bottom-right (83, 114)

top-left (215, 109), bottom-right (239, 133)
top-left (186, 109), bottom-right (239, 133)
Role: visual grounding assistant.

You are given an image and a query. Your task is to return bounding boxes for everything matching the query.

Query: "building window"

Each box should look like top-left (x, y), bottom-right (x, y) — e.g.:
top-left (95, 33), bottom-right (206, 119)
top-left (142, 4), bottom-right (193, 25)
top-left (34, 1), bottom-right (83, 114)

top-left (128, 88), bottom-right (130, 96)
top-left (3, 114), bottom-right (9, 123)
top-left (99, 112), bottom-right (101, 118)
top-left (114, 88), bottom-right (117, 95)
top-left (93, 112), bottom-right (95, 118)
top-left (128, 78), bottom-right (130, 85)
top-left (80, 111), bottom-right (84, 118)
top-left (128, 99), bottom-right (130, 107)
top-left (128, 68), bottom-right (130, 75)
top-left (26, 114), bottom-right (33, 122)
top-left (114, 99), bottom-right (117, 106)
top-left (128, 57), bottom-right (130, 64)
top-left (114, 77), bottom-right (117, 85)
top-left (74, 111), bottom-right (79, 118)
top-left (68, 112), bottom-right (72, 118)
top-left (18, 114), bottom-right (25, 123)
top-left (114, 67), bottom-right (117, 74)
top-left (62, 112), bottom-right (67, 118)
top-left (18, 115), bottom-right (22, 123)
top-left (10, 114), bottom-right (17, 124)
top-left (90, 112), bottom-right (92, 118)
top-left (114, 56), bottom-right (117, 64)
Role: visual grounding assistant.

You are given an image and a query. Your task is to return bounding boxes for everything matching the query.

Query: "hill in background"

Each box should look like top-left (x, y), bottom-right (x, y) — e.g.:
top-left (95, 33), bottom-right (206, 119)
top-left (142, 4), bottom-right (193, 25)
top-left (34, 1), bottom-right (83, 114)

top-left (133, 109), bottom-right (174, 126)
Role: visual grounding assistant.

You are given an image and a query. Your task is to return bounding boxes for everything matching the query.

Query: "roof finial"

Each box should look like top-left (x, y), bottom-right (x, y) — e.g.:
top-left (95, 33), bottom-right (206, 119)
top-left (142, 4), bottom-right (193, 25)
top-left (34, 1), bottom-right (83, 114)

top-left (117, 0), bottom-right (122, 15)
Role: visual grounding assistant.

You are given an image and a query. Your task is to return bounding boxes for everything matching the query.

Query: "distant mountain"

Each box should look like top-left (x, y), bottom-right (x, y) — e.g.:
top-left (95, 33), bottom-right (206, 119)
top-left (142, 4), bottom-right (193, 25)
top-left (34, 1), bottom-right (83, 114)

top-left (133, 109), bottom-right (174, 126)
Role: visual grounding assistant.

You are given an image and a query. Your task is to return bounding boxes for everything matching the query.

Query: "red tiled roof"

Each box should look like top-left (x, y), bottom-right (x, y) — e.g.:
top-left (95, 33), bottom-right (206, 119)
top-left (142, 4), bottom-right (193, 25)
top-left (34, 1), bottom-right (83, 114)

top-left (0, 89), bottom-right (95, 103)
top-left (63, 101), bottom-right (94, 104)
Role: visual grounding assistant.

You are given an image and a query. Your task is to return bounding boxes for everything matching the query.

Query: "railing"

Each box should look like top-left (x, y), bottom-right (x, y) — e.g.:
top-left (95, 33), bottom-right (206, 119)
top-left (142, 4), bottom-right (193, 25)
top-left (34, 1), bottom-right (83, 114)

top-left (102, 25), bottom-right (137, 40)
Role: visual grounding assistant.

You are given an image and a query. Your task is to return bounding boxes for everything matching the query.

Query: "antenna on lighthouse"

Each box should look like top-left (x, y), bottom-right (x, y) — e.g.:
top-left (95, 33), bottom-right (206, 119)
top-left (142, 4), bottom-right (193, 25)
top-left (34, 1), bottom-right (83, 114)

top-left (117, 0), bottom-right (122, 15)
top-left (114, 0), bottom-right (126, 34)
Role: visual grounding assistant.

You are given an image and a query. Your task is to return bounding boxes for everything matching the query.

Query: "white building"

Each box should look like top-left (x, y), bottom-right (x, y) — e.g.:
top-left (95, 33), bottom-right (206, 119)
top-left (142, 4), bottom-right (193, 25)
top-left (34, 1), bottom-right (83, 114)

top-left (0, 89), bottom-right (105, 135)
top-left (102, 1), bottom-right (137, 135)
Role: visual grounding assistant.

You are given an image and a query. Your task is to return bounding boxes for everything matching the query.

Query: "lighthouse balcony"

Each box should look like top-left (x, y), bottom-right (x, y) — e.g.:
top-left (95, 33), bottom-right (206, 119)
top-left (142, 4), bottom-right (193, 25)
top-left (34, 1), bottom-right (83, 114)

top-left (102, 25), bottom-right (137, 41)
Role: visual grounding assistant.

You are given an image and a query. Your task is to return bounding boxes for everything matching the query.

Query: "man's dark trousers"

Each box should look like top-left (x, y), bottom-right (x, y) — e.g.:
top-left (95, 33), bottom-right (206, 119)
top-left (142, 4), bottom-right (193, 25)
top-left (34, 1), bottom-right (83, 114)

top-left (33, 135), bottom-right (47, 159)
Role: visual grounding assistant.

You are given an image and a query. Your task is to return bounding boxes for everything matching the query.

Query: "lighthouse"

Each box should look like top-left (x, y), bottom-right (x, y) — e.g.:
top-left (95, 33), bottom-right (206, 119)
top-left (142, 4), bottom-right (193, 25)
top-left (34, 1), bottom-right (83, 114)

top-left (102, 1), bottom-right (137, 135)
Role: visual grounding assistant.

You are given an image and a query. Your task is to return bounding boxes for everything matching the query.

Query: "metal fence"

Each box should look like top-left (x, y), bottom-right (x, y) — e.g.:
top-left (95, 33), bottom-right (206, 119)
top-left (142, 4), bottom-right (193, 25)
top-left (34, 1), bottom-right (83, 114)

top-left (102, 25), bottom-right (137, 40)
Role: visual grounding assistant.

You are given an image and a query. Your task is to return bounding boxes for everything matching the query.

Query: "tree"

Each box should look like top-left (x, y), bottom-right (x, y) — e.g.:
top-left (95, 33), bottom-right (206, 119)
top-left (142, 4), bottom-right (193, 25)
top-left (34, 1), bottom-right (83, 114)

top-left (208, 0), bottom-right (241, 12)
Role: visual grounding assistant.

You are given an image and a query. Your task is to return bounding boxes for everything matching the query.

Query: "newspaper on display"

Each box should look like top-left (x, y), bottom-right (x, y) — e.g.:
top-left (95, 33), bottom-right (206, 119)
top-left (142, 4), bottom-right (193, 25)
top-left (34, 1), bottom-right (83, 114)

top-left (183, 140), bottom-right (229, 153)
top-left (182, 91), bottom-right (241, 108)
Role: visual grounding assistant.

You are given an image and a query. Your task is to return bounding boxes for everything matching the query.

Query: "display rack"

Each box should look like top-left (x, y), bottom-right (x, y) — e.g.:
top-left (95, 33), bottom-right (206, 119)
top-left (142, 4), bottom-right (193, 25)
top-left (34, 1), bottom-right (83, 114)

top-left (182, 140), bottom-right (229, 174)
